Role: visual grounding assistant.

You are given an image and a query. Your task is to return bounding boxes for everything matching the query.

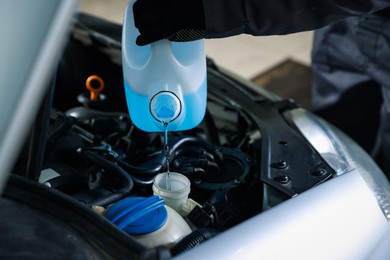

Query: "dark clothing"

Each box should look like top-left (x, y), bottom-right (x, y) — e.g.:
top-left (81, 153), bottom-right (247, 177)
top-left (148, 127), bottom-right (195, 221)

top-left (201, 0), bottom-right (390, 177)
top-left (311, 12), bottom-right (390, 178)
top-left (203, 0), bottom-right (390, 38)
top-left (133, 0), bottom-right (390, 44)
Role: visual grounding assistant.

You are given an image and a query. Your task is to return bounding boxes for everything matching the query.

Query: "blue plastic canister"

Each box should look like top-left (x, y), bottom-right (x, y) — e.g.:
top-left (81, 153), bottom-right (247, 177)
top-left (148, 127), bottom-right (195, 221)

top-left (122, 0), bottom-right (207, 132)
top-left (106, 196), bottom-right (192, 248)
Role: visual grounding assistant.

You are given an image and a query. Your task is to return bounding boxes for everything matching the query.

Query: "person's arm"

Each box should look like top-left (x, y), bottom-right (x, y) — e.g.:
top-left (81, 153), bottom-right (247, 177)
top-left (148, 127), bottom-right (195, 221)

top-left (205, 0), bottom-right (390, 38)
top-left (133, 0), bottom-right (205, 46)
top-left (133, 0), bottom-right (390, 45)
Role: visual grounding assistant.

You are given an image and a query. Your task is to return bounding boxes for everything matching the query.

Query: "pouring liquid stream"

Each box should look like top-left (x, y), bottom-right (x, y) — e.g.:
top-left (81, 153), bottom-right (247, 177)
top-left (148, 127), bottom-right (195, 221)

top-left (163, 122), bottom-right (171, 190)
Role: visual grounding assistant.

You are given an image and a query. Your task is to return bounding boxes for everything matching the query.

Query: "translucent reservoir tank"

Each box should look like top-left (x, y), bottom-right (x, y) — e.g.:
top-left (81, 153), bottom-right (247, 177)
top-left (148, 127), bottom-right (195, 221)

top-left (122, 0), bottom-right (207, 132)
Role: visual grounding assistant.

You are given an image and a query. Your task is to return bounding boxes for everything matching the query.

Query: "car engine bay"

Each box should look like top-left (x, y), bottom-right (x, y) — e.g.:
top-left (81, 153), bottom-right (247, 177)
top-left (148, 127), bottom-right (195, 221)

top-left (7, 13), bottom-right (336, 258)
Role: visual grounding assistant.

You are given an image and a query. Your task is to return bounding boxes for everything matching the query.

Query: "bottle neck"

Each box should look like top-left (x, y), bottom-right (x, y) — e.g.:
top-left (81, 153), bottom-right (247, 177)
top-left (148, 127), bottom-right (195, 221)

top-left (151, 40), bottom-right (175, 62)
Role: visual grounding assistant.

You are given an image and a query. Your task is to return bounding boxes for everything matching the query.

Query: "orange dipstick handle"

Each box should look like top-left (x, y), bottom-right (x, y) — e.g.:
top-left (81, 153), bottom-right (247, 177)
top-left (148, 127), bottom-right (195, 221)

top-left (86, 75), bottom-right (105, 101)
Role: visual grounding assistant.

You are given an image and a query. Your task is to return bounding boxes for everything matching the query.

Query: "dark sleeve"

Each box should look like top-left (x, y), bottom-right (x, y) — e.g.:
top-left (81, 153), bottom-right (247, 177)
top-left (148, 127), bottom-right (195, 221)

top-left (203, 0), bottom-right (390, 38)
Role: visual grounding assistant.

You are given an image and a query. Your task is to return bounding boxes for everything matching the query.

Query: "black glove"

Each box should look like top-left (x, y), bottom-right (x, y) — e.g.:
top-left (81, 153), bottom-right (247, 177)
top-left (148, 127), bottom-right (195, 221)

top-left (133, 0), bottom-right (205, 46)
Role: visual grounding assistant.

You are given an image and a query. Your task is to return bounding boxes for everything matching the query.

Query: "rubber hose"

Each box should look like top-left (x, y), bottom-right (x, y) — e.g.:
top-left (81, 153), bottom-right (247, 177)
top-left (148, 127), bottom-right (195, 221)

top-left (170, 228), bottom-right (219, 256)
top-left (111, 156), bottom-right (163, 178)
top-left (88, 152), bottom-right (155, 187)
top-left (82, 151), bottom-right (134, 206)
top-left (156, 136), bottom-right (224, 167)
top-left (128, 172), bottom-right (155, 187)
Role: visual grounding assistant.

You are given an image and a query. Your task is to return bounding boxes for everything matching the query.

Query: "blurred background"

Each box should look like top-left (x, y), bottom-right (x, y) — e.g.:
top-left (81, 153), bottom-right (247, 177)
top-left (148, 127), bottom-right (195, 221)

top-left (78, 0), bottom-right (314, 109)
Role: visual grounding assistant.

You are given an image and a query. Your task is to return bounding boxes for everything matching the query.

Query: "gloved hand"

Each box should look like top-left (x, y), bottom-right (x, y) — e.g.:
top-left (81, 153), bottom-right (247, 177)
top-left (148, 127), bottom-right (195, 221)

top-left (133, 0), bottom-right (205, 46)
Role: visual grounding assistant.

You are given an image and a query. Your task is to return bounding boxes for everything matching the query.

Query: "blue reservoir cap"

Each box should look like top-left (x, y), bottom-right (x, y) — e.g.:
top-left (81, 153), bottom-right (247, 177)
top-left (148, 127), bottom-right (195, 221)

top-left (150, 91), bottom-right (181, 123)
top-left (106, 196), bottom-right (167, 235)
